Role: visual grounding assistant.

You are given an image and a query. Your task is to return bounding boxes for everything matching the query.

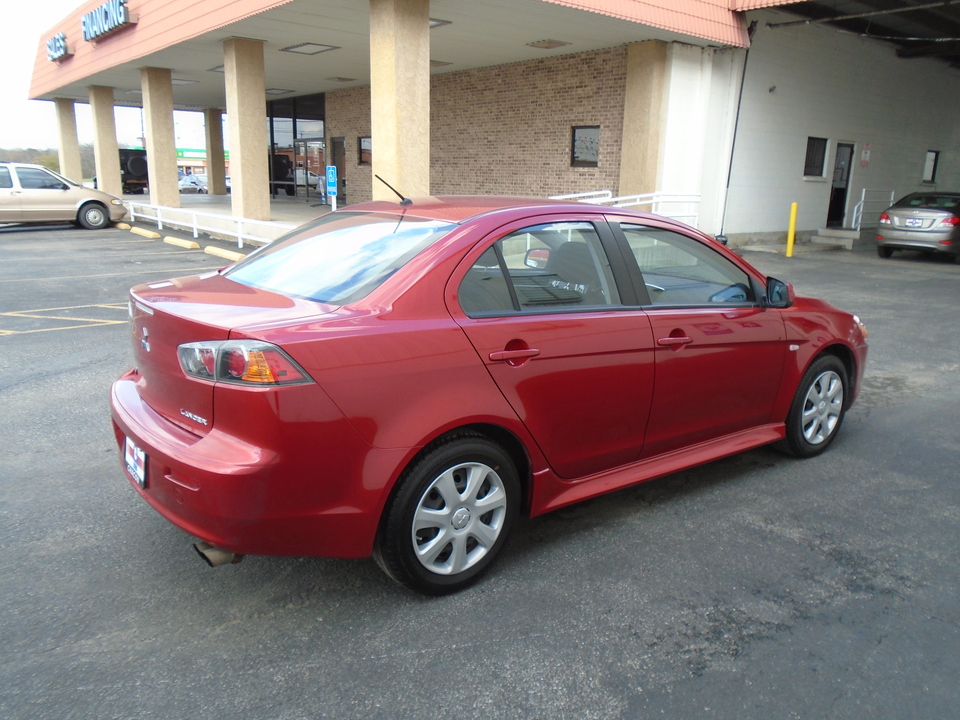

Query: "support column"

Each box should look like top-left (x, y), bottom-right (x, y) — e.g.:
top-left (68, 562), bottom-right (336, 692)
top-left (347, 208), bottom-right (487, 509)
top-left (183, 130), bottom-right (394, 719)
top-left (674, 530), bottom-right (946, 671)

top-left (204, 108), bottom-right (227, 195)
top-left (619, 41), bottom-right (668, 196)
top-left (54, 98), bottom-right (83, 183)
top-left (141, 67), bottom-right (180, 208)
top-left (88, 85), bottom-right (122, 197)
top-left (223, 38), bottom-right (269, 220)
top-left (369, 0), bottom-right (430, 201)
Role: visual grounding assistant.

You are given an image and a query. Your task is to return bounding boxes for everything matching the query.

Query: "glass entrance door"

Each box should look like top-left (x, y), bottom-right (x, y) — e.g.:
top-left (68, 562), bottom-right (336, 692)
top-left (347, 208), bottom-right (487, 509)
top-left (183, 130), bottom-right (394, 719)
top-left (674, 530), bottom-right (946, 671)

top-left (294, 138), bottom-right (325, 200)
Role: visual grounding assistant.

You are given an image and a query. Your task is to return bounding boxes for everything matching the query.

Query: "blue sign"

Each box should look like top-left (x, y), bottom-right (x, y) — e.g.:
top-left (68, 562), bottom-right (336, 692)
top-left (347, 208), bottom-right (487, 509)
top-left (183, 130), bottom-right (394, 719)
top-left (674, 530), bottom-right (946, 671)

top-left (326, 166), bottom-right (337, 196)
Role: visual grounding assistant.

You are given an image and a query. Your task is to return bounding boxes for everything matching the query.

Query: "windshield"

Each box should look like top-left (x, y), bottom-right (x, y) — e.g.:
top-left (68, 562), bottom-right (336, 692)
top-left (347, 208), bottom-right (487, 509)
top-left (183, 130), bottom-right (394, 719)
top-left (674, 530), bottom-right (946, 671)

top-left (224, 212), bottom-right (457, 305)
top-left (893, 194), bottom-right (960, 210)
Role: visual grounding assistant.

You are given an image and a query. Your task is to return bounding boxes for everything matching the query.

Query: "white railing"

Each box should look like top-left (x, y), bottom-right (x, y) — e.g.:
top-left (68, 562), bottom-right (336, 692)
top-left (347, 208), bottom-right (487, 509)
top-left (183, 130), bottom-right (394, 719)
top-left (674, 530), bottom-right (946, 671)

top-left (852, 188), bottom-right (896, 230)
top-left (550, 190), bottom-right (701, 228)
top-left (549, 190), bottom-right (613, 203)
top-left (125, 201), bottom-right (297, 249)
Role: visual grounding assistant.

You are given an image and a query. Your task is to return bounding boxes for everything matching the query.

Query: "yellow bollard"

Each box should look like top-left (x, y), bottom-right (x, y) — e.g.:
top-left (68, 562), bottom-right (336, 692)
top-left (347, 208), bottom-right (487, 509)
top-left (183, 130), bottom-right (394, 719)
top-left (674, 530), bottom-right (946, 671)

top-left (786, 202), bottom-right (798, 257)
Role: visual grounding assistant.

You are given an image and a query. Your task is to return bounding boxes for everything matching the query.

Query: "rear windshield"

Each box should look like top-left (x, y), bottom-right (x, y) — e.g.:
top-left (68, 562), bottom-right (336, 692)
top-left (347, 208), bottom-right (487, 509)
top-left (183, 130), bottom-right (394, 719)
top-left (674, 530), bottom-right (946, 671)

top-left (893, 194), bottom-right (960, 210)
top-left (224, 212), bottom-right (456, 304)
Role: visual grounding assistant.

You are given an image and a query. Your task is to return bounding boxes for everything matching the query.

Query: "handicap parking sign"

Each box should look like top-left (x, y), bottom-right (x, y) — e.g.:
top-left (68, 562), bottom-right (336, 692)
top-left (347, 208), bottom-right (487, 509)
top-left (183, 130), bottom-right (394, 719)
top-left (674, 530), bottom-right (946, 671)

top-left (326, 166), bottom-right (337, 196)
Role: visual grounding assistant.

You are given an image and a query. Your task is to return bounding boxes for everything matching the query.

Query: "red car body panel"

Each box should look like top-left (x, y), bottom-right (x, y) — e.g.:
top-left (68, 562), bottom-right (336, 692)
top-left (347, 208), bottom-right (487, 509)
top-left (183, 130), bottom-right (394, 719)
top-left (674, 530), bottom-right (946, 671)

top-left (110, 197), bottom-right (868, 560)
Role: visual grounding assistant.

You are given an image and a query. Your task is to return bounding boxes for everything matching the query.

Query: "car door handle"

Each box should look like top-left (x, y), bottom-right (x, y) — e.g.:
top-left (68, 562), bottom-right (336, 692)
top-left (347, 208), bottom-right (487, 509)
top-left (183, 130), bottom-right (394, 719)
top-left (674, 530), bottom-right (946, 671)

top-left (657, 336), bottom-right (692, 347)
top-left (489, 348), bottom-right (540, 362)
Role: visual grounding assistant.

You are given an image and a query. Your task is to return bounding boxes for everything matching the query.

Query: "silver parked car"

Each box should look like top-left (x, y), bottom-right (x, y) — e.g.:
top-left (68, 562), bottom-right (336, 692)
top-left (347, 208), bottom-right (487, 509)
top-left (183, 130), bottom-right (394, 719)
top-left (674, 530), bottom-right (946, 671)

top-left (179, 174), bottom-right (208, 194)
top-left (876, 192), bottom-right (960, 261)
top-left (0, 162), bottom-right (127, 229)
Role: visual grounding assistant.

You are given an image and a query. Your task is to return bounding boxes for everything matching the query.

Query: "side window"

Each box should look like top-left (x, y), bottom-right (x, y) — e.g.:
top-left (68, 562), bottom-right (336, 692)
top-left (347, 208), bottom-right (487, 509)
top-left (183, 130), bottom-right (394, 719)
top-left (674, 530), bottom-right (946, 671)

top-left (620, 224), bottom-right (755, 306)
top-left (0, 167), bottom-right (12, 189)
top-left (14, 167), bottom-right (64, 190)
top-left (458, 222), bottom-right (620, 316)
top-left (459, 246), bottom-right (515, 316)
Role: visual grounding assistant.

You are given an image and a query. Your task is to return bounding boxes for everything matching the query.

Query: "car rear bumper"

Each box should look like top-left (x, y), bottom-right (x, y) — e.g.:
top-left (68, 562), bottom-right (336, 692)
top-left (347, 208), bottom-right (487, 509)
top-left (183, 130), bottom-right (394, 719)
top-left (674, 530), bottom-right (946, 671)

top-left (876, 227), bottom-right (958, 254)
top-left (109, 372), bottom-right (408, 558)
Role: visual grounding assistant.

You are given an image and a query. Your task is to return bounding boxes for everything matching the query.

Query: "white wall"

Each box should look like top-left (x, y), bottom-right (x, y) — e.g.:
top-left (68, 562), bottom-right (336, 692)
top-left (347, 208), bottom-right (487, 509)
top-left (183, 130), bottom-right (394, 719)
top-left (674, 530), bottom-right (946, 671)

top-left (723, 8), bottom-right (960, 236)
top-left (657, 44), bottom-right (745, 235)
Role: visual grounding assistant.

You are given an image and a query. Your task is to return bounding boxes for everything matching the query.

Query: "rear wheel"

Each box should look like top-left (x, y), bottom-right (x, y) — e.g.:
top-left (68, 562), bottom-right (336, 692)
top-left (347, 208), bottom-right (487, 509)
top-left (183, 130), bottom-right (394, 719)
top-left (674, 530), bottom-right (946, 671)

top-left (876, 245), bottom-right (893, 258)
top-left (374, 432), bottom-right (519, 595)
top-left (78, 203), bottom-right (109, 230)
top-left (776, 355), bottom-right (848, 458)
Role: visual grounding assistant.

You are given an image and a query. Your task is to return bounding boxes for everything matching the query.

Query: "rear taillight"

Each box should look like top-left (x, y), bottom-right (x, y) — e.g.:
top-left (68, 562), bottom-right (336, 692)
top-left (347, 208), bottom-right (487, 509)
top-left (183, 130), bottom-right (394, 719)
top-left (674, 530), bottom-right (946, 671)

top-left (178, 341), bottom-right (313, 386)
top-left (937, 216), bottom-right (960, 227)
top-left (879, 213), bottom-right (891, 224)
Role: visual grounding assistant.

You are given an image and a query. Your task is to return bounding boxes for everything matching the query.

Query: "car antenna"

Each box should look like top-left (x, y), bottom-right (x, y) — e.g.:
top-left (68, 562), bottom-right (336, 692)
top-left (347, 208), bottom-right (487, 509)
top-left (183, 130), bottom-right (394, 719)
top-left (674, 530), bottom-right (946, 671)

top-left (375, 175), bottom-right (412, 206)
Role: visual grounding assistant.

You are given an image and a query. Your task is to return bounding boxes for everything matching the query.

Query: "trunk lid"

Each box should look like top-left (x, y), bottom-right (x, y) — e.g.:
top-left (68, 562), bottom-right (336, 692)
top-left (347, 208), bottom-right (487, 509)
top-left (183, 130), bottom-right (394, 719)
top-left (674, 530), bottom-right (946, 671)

top-left (129, 271), bottom-right (336, 435)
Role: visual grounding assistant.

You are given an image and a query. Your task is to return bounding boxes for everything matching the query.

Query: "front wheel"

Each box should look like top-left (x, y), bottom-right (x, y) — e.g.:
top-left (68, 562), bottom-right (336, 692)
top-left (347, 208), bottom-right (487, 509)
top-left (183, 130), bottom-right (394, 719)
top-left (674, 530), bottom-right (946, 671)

top-left (78, 203), bottom-right (109, 230)
top-left (374, 433), bottom-right (519, 595)
top-left (776, 355), bottom-right (848, 458)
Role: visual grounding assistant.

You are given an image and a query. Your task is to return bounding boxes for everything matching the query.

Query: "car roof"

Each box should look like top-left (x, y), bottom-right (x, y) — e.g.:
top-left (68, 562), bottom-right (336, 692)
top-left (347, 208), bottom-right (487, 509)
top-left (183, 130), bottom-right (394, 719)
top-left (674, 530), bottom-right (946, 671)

top-left (344, 195), bottom-right (650, 224)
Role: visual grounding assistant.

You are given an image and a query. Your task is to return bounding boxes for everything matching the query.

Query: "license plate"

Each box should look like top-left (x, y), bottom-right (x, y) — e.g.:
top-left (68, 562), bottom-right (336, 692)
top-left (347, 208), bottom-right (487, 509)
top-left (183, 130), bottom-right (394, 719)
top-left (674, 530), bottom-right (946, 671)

top-left (124, 436), bottom-right (147, 488)
top-left (905, 218), bottom-right (923, 227)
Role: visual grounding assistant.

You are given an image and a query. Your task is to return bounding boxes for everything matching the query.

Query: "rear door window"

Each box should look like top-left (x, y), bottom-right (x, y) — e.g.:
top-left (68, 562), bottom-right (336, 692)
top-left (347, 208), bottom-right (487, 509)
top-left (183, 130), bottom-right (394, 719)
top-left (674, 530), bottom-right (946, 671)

top-left (0, 168), bottom-right (12, 189)
top-left (459, 222), bottom-right (620, 316)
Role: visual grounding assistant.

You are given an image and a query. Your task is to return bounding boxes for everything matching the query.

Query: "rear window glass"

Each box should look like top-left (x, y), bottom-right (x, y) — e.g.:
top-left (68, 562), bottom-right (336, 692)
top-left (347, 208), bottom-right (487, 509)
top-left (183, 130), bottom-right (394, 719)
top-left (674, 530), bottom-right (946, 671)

top-left (224, 212), bottom-right (456, 305)
top-left (893, 194), bottom-right (960, 210)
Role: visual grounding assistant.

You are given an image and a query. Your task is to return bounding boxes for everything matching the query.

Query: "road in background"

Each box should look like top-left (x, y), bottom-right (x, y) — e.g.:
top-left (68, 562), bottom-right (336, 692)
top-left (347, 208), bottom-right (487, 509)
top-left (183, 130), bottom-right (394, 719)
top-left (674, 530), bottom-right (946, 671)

top-left (1, 225), bottom-right (958, 719)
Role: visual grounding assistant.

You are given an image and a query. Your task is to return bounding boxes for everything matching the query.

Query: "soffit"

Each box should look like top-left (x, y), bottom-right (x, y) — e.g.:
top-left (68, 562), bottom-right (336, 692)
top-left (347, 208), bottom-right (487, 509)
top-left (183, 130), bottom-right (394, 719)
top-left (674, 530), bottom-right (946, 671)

top-left (752, 0), bottom-right (960, 68)
top-left (33, 0), bottom-right (733, 109)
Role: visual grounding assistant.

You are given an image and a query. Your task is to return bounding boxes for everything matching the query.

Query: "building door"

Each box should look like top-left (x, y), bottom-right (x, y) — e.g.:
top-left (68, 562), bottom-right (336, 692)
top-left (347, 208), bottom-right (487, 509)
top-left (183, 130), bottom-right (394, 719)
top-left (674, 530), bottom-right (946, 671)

top-left (294, 138), bottom-right (325, 198)
top-left (827, 143), bottom-right (854, 227)
top-left (331, 137), bottom-right (346, 204)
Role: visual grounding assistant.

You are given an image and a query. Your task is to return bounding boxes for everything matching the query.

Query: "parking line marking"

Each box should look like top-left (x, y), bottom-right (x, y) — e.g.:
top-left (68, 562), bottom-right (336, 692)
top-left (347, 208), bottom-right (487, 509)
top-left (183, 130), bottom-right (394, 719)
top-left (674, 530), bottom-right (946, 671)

top-left (0, 303), bottom-right (130, 335)
top-left (0, 266), bottom-right (222, 283)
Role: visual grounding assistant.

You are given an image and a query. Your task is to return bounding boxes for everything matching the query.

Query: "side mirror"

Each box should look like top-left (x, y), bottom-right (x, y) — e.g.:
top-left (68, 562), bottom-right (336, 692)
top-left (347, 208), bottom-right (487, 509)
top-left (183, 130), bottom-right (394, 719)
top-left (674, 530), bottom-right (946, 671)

top-left (525, 248), bottom-right (550, 269)
top-left (765, 277), bottom-right (795, 308)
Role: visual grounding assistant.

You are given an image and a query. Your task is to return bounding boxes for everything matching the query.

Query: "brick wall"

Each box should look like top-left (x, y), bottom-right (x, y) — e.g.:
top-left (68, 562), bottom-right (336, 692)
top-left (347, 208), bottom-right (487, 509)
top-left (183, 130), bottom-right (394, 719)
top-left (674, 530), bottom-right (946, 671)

top-left (325, 47), bottom-right (627, 205)
top-left (324, 85), bottom-right (373, 205)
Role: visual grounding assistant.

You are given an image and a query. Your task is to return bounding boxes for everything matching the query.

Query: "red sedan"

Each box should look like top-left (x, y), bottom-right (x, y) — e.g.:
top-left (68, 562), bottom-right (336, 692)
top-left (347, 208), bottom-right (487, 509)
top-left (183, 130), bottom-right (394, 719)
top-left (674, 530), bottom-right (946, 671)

top-left (111, 197), bottom-right (868, 594)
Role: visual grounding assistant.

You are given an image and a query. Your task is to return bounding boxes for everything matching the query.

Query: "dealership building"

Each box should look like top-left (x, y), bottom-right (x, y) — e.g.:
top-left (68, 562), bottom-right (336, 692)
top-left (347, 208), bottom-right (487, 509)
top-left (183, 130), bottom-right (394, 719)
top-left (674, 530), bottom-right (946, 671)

top-left (30, 0), bottom-right (960, 244)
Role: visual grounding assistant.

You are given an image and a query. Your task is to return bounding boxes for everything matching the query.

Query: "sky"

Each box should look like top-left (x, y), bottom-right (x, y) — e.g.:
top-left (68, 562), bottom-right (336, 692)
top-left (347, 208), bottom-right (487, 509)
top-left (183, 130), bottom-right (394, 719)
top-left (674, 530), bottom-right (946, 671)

top-left (2, 0), bottom-right (210, 150)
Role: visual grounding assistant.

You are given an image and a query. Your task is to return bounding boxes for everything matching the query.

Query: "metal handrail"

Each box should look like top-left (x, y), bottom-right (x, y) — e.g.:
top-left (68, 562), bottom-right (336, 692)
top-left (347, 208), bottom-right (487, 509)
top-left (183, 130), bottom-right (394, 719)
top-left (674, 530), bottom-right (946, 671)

top-left (548, 190), bottom-right (613, 203)
top-left (125, 201), bottom-right (297, 248)
top-left (852, 188), bottom-right (896, 230)
top-left (551, 190), bottom-right (701, 228)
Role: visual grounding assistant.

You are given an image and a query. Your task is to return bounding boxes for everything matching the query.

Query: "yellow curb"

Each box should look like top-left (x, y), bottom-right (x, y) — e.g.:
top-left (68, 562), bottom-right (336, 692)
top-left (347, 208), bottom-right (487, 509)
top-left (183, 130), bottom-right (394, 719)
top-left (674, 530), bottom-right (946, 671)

top-left (204, 246), bottom-right (246, 262)
top-left (164, 236), bottom-right (200, 250)
top-left (130, 226), bottom-right (161, 239)
top-left (114, 222), bottom-right (131, 229)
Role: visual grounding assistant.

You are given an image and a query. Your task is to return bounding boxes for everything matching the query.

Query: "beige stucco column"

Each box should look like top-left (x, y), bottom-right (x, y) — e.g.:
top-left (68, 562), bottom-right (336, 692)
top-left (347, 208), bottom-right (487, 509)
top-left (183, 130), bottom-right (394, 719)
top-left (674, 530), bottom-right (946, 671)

top-left (140, 67), bottom-right (180, 208)
top-left (54, 98), bottom-right (83, 184)
top-left (204, 108), bottom-right (227, 195)
top-left (88, 85), bottom-right (122, 197)
top-left (223, 37), bottom-right (269, 220)
top-left (369, 0), bottom-right (430, 201)
top-left (619, 41), bottom-right (668, 196)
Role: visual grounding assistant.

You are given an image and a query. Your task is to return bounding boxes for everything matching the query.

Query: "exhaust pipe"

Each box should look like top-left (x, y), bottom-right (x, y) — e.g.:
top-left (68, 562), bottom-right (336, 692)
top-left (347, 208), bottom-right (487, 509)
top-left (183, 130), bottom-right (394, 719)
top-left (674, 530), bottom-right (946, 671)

top-left (193, 542), bottom-right (244, 567)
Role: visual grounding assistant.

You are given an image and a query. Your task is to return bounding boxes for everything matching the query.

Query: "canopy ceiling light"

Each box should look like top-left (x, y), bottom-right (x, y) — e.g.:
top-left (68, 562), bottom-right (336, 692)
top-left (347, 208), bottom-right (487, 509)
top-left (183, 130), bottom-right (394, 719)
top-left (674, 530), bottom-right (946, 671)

top-left (280, 43), bottom-right (339, 55)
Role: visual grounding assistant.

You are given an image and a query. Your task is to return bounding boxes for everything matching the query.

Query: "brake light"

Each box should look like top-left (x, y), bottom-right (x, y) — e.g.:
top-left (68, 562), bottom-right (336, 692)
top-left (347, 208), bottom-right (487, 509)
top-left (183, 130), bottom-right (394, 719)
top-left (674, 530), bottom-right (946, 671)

top-left (178, 341), bottom-right (312, 386)
top-left (879, 213), bottom-right (891, 224)
top-left (938, 216), bottom-right (960, 227)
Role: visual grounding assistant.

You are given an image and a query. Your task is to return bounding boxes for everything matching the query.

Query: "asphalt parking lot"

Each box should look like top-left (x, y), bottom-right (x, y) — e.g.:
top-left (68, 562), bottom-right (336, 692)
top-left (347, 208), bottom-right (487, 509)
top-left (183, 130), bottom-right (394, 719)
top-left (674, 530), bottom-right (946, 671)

top-left (1, 221), bottom-right (958, 719)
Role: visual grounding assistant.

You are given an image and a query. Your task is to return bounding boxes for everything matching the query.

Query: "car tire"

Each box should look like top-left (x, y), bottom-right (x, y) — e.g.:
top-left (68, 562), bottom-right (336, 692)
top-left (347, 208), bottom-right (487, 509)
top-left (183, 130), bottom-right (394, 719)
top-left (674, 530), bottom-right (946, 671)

top-left (776, 355), bottom-right (848, 458)
top-left (374, 432), bottom-right (520, 595)
top-left (877, 245), bottom-right (893, 258)
top-left (77, 203), bottom-right (109, 230)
